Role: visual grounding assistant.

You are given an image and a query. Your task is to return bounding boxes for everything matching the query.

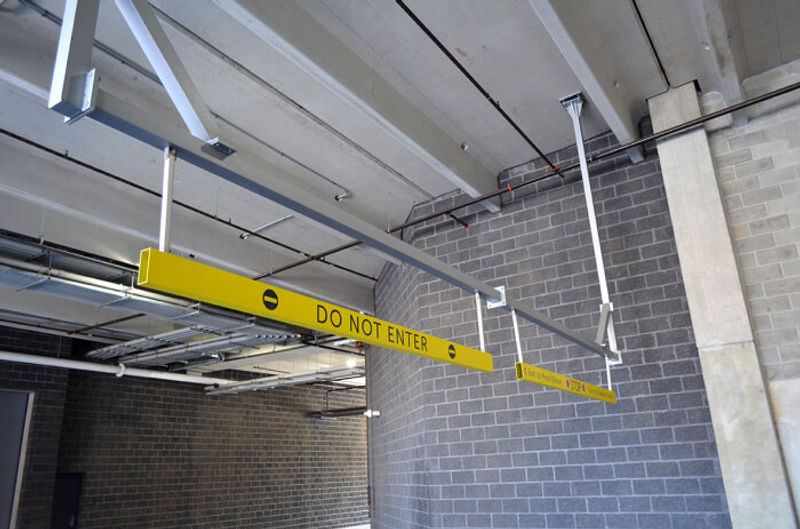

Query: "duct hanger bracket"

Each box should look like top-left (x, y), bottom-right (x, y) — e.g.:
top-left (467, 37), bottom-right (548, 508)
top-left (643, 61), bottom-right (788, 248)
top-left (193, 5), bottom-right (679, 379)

top-left (201, 138), bottom-right (236, 160)
top-left (486, 286), bottom-right (506, 309)
top-left (64, 68), bottom-right (98, 125)
top-left (560, 92), bottom-right (585, 114)
top-left (595, 302), bottom-right (613, 345)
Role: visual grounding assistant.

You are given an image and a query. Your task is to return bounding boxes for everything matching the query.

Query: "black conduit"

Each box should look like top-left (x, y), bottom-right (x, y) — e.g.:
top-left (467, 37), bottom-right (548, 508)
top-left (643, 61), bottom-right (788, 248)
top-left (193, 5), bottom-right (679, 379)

top-left (395, 0), bottom-right (564, 178)
top-left (0, 129), bottom-right (379, 283)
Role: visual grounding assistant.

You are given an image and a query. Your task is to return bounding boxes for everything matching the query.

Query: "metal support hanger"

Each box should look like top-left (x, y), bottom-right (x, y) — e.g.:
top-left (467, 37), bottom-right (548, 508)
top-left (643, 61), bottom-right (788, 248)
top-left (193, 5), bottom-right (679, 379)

top-left (158, 147), bottom-right (176, 252)
top-left (474, 292), bottom-right (485, 352)
top-left (561, 93), bottom-right (622, 391)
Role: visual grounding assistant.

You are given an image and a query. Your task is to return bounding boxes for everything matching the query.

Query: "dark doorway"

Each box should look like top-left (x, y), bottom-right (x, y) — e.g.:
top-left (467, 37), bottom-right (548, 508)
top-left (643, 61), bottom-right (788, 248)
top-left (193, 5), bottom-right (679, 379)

top-left (0, 389), bottom-right (32, 529)
top-left (50, 473), bottom-right (82, 529)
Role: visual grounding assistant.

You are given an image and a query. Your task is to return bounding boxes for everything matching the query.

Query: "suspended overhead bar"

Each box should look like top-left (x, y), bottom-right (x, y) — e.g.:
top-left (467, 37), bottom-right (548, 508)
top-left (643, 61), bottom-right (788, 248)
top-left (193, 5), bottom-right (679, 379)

top-left (46, 0), bottom-right (617, 362)
top-left (138, 249), bottom-right (494, 372)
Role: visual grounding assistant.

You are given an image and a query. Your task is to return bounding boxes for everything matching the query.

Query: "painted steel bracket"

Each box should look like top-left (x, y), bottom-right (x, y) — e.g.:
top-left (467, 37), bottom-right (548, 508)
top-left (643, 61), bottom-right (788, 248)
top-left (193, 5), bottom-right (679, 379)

top-left (595, 302), bottom-right (613, 345)
top-left (64, 68), bottom-right (98, 125)
top-left (486, 286), bottom-right (507, 309)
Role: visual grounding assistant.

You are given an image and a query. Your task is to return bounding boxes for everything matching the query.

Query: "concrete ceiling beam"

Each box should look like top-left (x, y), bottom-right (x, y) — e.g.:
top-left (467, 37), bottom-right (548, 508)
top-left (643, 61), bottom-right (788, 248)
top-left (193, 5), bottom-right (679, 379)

top-left (635, 0), bottom-right (747, 113)
top-left (215, 0), bottom-right (500, 212)
top-left (529, 0), bottom-right (665, 163)
top-left (688, 0), bottom-right (747, 123)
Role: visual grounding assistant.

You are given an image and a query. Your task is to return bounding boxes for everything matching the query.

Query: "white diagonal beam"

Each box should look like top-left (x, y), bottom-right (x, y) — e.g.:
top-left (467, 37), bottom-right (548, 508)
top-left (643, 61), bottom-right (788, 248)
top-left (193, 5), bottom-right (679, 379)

top-left (114, 0), bottom-right (219, 142)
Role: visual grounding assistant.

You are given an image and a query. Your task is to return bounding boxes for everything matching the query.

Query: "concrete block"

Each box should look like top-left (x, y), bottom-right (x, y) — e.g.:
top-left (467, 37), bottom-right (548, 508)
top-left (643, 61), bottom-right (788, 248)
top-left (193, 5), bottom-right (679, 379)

top-left (756, 244), bottom-right (798, 265)
top-left (734, 157), bottom-right (775, 179)
top-left (713, 148), bottom-right (753, 169)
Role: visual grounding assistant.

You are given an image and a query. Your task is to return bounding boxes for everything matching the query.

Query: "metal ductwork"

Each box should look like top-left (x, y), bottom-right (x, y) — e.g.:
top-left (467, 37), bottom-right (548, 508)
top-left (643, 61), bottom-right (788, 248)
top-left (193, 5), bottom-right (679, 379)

top-left (207, 366), bottom-right (365, 396)
top-left (118, 331), bottom-right (291, 367)
top-left (308, 407), bottom-right (368, 420)
top-left (0, 233), bottom-right (362, 393)
top-left (0, 308), bottom-right (140, 343)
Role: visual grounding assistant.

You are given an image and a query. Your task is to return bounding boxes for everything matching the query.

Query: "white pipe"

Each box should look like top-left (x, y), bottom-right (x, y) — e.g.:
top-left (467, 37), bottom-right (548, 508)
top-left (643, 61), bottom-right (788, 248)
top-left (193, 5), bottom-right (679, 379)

top-left (0, 350), bottom-right (229, 387)
top-left (158, 146), bottom-right (176, 252)
top-left (511, 309), bottom-right (524, 364)
top-left (240, 214), bottom-right (293, 239)
top-left (474, 292), bottom-right (485, 352)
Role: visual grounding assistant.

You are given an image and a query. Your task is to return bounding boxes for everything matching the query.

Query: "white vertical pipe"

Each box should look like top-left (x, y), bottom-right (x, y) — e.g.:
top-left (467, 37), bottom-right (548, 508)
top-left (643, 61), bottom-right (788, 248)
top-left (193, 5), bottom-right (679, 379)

top-left (511, 309), bottom-right (524, 364)
top-left (475, 292), bottom-right (485, 351)
top-left (159, 146), bottom-right (176, 252)
top-left (565, 98), bottom-right (611, 305)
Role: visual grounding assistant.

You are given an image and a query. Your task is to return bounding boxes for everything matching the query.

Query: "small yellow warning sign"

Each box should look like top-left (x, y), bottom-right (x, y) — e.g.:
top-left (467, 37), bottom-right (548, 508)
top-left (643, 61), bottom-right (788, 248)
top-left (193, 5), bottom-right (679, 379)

top-left (515, 362), bottom-right (616, 403)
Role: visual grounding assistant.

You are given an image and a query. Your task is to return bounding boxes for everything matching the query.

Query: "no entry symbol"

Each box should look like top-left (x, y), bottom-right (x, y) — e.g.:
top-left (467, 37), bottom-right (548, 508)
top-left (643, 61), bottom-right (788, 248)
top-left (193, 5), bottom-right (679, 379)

top-left (262, 289), bottom-right (279, 310)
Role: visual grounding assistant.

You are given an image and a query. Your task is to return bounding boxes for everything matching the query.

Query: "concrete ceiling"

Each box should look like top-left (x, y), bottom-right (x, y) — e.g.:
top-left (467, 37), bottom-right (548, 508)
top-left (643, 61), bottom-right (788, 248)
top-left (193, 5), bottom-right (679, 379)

top-left (0, 0), bottom-right (796, 376)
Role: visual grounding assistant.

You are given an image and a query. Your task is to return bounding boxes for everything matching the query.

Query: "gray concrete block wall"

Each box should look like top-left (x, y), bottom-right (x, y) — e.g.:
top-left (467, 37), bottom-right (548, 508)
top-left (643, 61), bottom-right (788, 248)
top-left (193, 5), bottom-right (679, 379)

top-left (0, 326), bottom-right (70, 529)
top-left (57, 371), bottom-right (368, 529)
top-left (706, 60), bottom-right (800, 518)
top-left (709, 72), bottom-right (800, 381)
top-left (370, 252), bottom-right (432, 528)
top-left (370, 133), bottom-right (731, 528)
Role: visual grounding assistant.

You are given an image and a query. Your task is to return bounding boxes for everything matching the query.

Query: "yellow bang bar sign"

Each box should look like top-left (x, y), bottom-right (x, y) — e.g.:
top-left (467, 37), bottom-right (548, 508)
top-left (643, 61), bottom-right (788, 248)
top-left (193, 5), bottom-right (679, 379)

top-left (515, 362), bottom-right (617, 404)
top-left (138, 249), bottom-right (493, 372)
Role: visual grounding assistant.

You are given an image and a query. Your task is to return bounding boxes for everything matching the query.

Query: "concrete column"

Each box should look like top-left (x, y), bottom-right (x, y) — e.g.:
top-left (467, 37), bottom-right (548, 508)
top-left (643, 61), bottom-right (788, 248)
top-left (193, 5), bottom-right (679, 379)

top-left (648, 83), bottom-right (797, 528)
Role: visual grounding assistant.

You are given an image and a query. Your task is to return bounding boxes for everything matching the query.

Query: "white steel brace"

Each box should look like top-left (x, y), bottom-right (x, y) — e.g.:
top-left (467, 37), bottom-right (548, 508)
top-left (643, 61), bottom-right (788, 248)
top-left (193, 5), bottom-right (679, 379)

top-left (49, 0), bottom-right (234, 158)
top-left (158, 147), bottom-right (176, 252)
top-left (474, 292), bottom-right (485, 352)
top-left (511, 309), bottom-right (524, 365)
top-left (48, 0), bottom-right (99, 117)
top-left (486, 285), bottom-right (507, 309)
top-left (562, 93), bottom-right (622, 391)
